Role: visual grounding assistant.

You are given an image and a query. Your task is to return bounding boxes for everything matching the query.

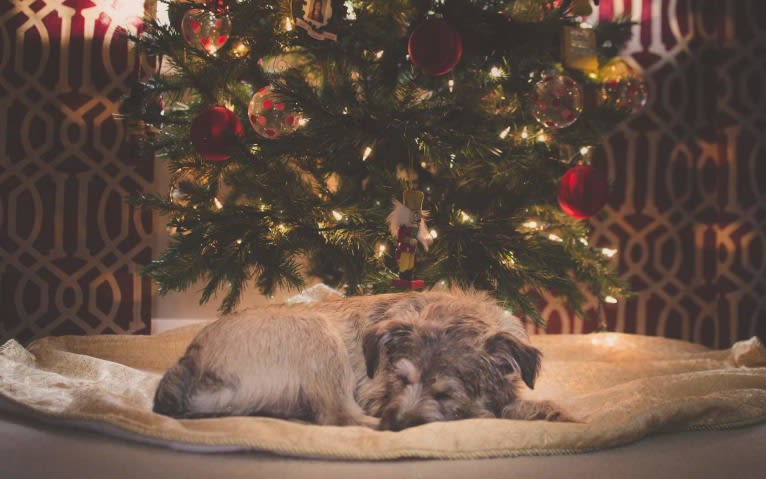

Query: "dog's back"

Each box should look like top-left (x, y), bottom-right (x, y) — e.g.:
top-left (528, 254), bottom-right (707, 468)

top-left (152, 309), bottom-right (379, 427)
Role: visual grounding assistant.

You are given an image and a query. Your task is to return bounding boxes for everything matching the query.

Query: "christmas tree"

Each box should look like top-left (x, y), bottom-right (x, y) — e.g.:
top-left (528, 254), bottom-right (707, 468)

top-left (126, 0), bottom-right (643, 326)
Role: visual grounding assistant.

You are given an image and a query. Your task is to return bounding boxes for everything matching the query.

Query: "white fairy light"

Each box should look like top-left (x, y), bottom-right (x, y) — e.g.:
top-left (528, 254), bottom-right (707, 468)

top-left (604, 296), bottom-right (618, 304)
top-left (520, 126), bottom-right (529, 139)
top-left (284, 17), bottom-right (294, 31)
top-left (375, 50), bottom-right (384, 59)
top-left (236, 238), bottom-right (243, 245)
top-left (499, 126), bottom-right (511, 139)
top-left (448, 79), bottom-right (455, 93)
top-left (522, 220), bottom-right (539, 229)
top-left (536, 131), bottom-right (547, 143)
top-left (548, 233), bottom-right (563, 242)
top-left (489, 66), bottom-right (505, 79)
top-left (362, 146), bottom-right (373, 161)
top-left (342, 107), bottom-right (349, 115)
top-left (601, 247), bottom-right (618, 258)
top-left (580, 146), bottom-right (591, 156)
top-left (429, 229), bottom-right (438, 239)
top-left (579, 237), bottom-right (589, 245)
top-left (230, 39), bottom-right (250, 59)
top-left (374, 242), bottom-right (388, 258)
top-left (331, 210), bottom-right (344, 221)
top-left (213, 197), bottom-right (223, 210)
top-left (459, 210), bottom-right (474, 223)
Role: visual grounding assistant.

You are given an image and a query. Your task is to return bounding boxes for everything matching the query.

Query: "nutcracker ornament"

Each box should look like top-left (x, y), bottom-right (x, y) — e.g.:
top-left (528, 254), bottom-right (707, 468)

top-left (387, 190), bottom-right (433, 289)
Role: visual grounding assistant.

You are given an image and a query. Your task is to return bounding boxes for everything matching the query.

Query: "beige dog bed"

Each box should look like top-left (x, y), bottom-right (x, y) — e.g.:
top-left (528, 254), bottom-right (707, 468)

top-left (2, 324), bottom-right (766, 460)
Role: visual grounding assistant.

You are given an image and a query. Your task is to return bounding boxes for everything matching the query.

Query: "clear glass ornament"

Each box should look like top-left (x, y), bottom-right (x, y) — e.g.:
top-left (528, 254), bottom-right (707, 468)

top-left (531, 75), bottom-right (583, 129)
top-left (247, 86), bottom-right (302, 139)
top-left (599, 59), bottom-right (649, 114)
top-left (180, 8), bottom-right (231, 55)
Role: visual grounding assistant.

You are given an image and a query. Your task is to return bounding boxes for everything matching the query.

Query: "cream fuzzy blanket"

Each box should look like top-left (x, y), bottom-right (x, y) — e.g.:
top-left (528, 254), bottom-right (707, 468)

top-left (1, 324), bottom-right (766, 459)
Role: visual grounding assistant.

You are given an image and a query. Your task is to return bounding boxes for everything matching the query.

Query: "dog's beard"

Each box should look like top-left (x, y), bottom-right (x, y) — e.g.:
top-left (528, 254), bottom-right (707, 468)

top-left (360, 314), bottom-right (537, 431)
top-left (371, 360), bottom-right (499, 430)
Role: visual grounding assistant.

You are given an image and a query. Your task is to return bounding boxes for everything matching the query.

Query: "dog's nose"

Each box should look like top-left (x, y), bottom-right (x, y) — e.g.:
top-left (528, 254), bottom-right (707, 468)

top-left (381, 413), bottom-right (427, 431)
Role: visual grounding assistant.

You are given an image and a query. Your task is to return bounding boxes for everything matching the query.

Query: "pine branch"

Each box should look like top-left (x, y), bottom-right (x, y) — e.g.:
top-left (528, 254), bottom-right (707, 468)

top-left (125, 0), bottom-right (636, 325)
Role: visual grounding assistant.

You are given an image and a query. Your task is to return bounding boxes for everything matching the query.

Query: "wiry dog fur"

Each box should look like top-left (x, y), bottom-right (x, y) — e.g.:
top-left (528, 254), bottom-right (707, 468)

top-left (153, 289), bottom-right (571, 430)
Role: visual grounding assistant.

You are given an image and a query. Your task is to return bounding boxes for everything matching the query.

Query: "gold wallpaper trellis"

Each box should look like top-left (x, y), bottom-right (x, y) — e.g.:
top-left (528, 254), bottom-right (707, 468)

top-left (531, 0), bottom-right (766, 348)
top-left (0, 0), bottom-right (153, 343)
top-left (1, 1), bottom-right (764, 348)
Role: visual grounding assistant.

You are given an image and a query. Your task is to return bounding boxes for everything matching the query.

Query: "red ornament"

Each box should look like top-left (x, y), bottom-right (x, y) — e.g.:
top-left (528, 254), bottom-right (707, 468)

top-left (407, 17), bottom-right (463, 76)
top-left (206, 0), bottom-right (228, 15)
top-left (190, 105), bottom-right (244, 162)
top-left (557, 164), bottom-right (609, 219)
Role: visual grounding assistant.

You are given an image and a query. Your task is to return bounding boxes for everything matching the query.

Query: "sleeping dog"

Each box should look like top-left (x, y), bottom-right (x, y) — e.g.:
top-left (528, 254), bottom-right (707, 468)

top-left (153, 289), bottom-right (571, 430)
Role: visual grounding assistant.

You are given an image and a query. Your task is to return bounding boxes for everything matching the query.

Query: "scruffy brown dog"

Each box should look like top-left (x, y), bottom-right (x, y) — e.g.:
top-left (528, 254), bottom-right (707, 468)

top-left (153, 289), bottom-right (571, 430)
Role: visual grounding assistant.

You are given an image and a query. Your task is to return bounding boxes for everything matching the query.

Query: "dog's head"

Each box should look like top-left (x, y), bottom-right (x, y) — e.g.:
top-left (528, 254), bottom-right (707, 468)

top-left (362, 302), bottom-right (541, 431)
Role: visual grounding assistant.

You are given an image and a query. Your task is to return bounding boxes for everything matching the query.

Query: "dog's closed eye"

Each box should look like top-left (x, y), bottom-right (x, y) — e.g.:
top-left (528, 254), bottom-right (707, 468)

top-left (430, 378), bottom-right (460, 401)
top-left (433, 390), bottom-right (452, 401)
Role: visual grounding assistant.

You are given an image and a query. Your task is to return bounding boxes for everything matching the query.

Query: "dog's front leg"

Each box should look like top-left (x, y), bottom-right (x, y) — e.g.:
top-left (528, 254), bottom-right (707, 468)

top-left (501, 399), bottom-right (576, 422)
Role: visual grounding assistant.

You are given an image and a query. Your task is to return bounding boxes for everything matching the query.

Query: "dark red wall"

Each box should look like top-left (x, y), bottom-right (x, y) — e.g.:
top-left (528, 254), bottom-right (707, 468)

top-left (531, 0), bottom-right (766, 348)
top-left (0, 0), bottom-right (153, 343)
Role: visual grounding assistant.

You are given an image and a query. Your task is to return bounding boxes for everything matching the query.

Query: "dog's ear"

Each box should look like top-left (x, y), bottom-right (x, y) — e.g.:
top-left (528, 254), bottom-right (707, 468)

top-left (362, 320), bottom-right (413, 378)
top-left (485, 332), bottom-right (541, 389)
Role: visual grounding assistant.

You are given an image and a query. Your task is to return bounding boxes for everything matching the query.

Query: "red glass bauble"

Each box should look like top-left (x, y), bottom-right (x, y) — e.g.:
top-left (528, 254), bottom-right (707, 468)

top-left (407, 17), bottom-right (463, 76)
top-left (190, 105), bottom-right (244, 162)
top-left (205, 0), bottom-right (228, 15)
top-left (557, 164), bottom-right (609, 219)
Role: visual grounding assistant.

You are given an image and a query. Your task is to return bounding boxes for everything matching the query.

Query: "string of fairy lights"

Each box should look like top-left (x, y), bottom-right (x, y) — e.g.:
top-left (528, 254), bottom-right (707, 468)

top-left (150, 0), bottom-right (642, 313)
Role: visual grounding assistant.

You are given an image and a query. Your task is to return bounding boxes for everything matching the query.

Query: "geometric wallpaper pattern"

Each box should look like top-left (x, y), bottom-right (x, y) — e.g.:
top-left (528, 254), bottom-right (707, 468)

top-left (532, 0), bottom-right (766, 348)
top-left (0, 0), bottom-right (153, 343)
top-left (1, 0), bottom-right (764, 348)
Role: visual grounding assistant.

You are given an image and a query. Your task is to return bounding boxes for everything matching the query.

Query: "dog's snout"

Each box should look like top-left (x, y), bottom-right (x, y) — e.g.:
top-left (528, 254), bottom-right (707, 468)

top-left (378, 383), bottom-right (446, 431)
top-left (381, 412), bottom-right (428, 431)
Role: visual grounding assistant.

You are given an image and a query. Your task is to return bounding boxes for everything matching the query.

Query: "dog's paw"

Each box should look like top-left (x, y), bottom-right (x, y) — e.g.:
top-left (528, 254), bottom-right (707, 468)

top-left (501, 400), bottom-right (577, 422)
top-left (358, 415), bottom-right (382, 429)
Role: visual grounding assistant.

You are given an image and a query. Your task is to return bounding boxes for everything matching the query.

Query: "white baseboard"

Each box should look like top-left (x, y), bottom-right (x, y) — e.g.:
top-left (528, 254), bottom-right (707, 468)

top-left (151, 318), bottom-right (213, 335)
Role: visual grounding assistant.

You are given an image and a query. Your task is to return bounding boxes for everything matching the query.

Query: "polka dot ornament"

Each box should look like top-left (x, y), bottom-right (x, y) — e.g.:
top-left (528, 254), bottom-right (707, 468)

top-left (247, 87), bottom-right (303, 139)
top-left (599, 58), bottom-right (649, 114)
top-left (181, 8), bottom-right (231, 55)
top-left (531, 75), bottom-right (583, 129)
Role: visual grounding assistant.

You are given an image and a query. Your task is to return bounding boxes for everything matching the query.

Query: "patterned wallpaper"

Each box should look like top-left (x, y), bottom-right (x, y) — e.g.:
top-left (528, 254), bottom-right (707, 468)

top-left (0, 0), bottom-right (153, 343)
top-left (531, 0), bottom-right (766, 348)
top-left (1, 0), bottom-right (764, 348)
